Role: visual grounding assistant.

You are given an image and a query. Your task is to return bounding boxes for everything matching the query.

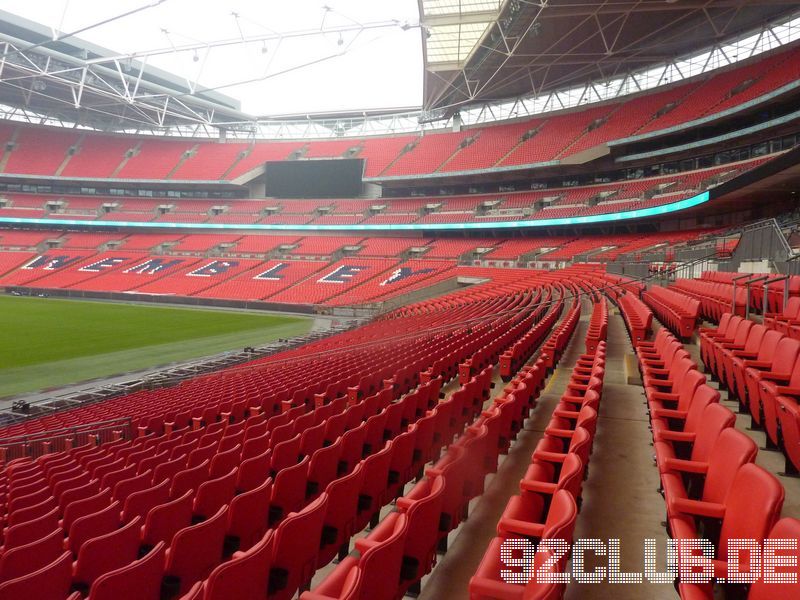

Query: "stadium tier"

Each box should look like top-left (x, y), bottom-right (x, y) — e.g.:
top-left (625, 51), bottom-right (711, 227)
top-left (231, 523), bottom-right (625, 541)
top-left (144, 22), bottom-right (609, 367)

top-left (0, 154), bottom-right (773, 228)
top-left (0, 44), bottom-right (794, 183)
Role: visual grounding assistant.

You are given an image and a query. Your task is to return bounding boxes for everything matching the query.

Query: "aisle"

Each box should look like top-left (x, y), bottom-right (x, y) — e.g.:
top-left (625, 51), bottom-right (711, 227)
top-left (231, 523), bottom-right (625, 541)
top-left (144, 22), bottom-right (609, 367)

top-left (564, 309), bottom-right (675, 599)
top-left (418, 302), bottom-right (590, 600)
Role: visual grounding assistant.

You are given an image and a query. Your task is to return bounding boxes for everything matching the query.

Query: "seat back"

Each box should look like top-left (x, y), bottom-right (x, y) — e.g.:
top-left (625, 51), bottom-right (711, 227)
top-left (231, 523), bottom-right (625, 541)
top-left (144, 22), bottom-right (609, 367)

top-left (204, 530), bottom-right (275, 600)
top-left (2, 507), bottom-right (59, 551)
top-left (755, 329), bottom-right (784, 362)
top-left (67, 500), bottom-right (121, 556)
top-left (689, 404), bottom-right (736, 462)
top-left (122, 478), bottom-right (170, 523)
top-left (771, 338), bottom-right (800, 376)
top-left (270, 493), bottom-right (329, 600)
top-left (702, 429), bottom-right (758, 504)
top-left (165, 505), bottom-right (228, 595)
top-left (141, 489), bottom-right (193, 548)
top-left (88, 542), bottom-right (166, 600)
top-left (719, 464), bottom-right (785, 561)
top-left (0, 528), bottom-right (63, 583)
top-left (194, 467), bottom-right (237, 520)
top-left (0, 551), bottom-right (72, 600)
top-left (542, 490), bottom-right (578, 543)
top-left (681, 385), bottom-right (721, 434)
top-left (748, 518), bottom-right (800, 600)
top-left (358, 513), bottom-right (409, 600)
top-left (227, 476), bottom-right (272, 552)
top-left (73, 516), bottom-right (143, 589)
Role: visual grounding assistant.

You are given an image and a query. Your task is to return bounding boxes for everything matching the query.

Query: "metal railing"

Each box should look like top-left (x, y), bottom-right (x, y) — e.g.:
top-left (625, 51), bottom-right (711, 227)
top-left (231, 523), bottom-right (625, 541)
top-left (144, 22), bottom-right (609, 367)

top-left (0, 417), bottom-right (133, 464)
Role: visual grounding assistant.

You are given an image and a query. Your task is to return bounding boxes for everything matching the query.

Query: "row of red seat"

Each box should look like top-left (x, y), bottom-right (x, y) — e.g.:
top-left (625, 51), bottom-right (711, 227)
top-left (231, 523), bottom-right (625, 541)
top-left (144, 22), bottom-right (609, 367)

top-left (672, 278), bottom-right (747, 322)
top-left (642, 284), bottom-right (700, 340)
top-left (470, 295), bottom-right (608, 598)
top-left (700, 313), bottom-right (800, 476)
top-left (632, 325), bottom-right (798, 599)
top-left (617, 291), bottom-right (653, 345)
top-left (700, 272), bottom-right (800, 315)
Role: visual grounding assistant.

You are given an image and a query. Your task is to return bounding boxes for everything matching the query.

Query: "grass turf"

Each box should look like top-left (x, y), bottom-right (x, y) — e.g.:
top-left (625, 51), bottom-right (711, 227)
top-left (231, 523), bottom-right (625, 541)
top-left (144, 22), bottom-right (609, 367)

top-left (0, 296), bottom-right (312, 398)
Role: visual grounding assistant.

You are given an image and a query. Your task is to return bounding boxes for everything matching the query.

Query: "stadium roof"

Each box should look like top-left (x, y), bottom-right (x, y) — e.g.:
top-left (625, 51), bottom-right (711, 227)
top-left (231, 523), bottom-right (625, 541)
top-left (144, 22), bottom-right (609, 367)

top-left (422, 0), bottom-right (800, 112)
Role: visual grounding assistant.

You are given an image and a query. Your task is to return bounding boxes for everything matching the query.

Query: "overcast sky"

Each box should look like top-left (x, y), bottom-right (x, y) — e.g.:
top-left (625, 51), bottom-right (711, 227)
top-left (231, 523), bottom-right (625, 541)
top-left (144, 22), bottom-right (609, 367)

top-left (0, 0), bottom-right (423, 116)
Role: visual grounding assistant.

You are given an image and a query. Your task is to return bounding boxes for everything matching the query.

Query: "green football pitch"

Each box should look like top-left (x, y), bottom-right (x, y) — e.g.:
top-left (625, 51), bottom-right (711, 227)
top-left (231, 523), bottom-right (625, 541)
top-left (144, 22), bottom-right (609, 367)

top-left (0, 296), bottom-right (312, 398)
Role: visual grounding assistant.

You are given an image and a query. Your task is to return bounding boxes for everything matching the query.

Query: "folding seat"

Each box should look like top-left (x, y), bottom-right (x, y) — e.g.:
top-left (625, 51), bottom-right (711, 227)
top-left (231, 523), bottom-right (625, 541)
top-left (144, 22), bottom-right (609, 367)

top-left (186, 443), bottom-right (217, 470)
top-left (337, 422), bottom-right (367, 477)
top-left (241, 432), bottom-right (270, 461)
top-left (362, 410), bottom-right (389, 456)
top-left (544, 405), bottom-right (598, 443)
top-left (662, 428), bottom-right (757, 524)
top-left (0, 551), bottom-right (72, 600)
top-left (307, 439), bottom-right (342, 499)
top-left (777, 395), bottom-right (800, 474)
top-left (395, 475), bottom-right (445, 595)
top-left (153, 455), bottom-right (189, 484)
top-left (269, 455), bottom-right (310, 526)
top-left (671, 464), bottom-right (784, 581)
top-left (469, 493), bottom-right (578, 600)
top-left (169, 440), bottom-right (199, 462)
top-left (0, 528), bottom-right (62, 583)
top-left (226, 476), bottom-right (272, 554)
top-left (651, 384), bottom-right (719, 443)
top-left (643, 355), bottom-right (695, 398)
top-left (203, 530), bottom-right (274, 600)
top-left (125, 445), bottom-right (156, 469)
top-left (140, 490), bottom-right (193, 549)
top-left (707, 318), bottom-right (753, 381)
top-left (170, 459), bottom-right (210, 499)
top-left (137, 450), bottom-right (169, 476)
top-left (455, 425), bottom-right (490, 501)
top-left (354, 442), bottom-right (393, 533)
top-left (648, 368), bottom-right (708, 416)
top-left (299, 422), bottom-right (326, 457)
top-left (654, 403), bottom-right (735, 473)
top-left (425, 445), bottom-right (468, 547)
top-left (72, 516), bottom-right (143, 595)
top-left (163, 506), bottom-right (227, 597)
top-left (757, 351), bottom-right (800, 448)
top-left (269, 422), bottom-right (296, 449)
top-left (497, 487), bottom-right (579, 540)
top-left (52, 471), bottom-right (93, 504)
top-left (410, 411), bottom-right (437, 475)
top-left (383, 401), bottom-right (406, 442)
top-left (121, 478), bottom-right (170, 523)
top-left (193, 467), bottom-right (237, 520)
top-left (89, 457), bottom-right (124, 482)
top-left (67, 500), bottom-right (122, 556)
top-left (730, 329), bottom-right (783, 404)
top-left (308, 512), bottom-right (408, 600)
top-left (317, 463), bottom-right (364, 568)
top-left (531, 426), bottom-right (592, 475)
top-left (386, 426), bottom-right (417, 501)
top-left (8, 480), bottom-right (48, 507)
top-left (99, 463), bottom-right (137, 492)
top-left (719, 323), bottom-right (767, 394)
top-left (236, 447), bottom-right (271, 493)
top-left (209, 443), bottom-right (241, 478)
top-left (745, 338), bottom-right (800, 429)
top-left (62, 486), bottom-right (113, 530)
top-left (87, 542), bottom-right (166, 600)
top-left (270, 434), bottom-right (302, 476)
top-left (699, 314), bottom-right (739, 368)
top-left (112, 468), bottom-right (153, 504)
top-left (765, 296), bottom-right (800, 333)
top-left (7, 493), bottom-right (57, 527)
top-left (218, 429), bottom-right (244, 453)
top-left (468, 537), bottom-right (565, 600)
top-left (268, 493), bottom-right (328, 600)
top-left (323, 412), bottom-right (348, 446)
top-left (520, 452), bottom-right (584, 508)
